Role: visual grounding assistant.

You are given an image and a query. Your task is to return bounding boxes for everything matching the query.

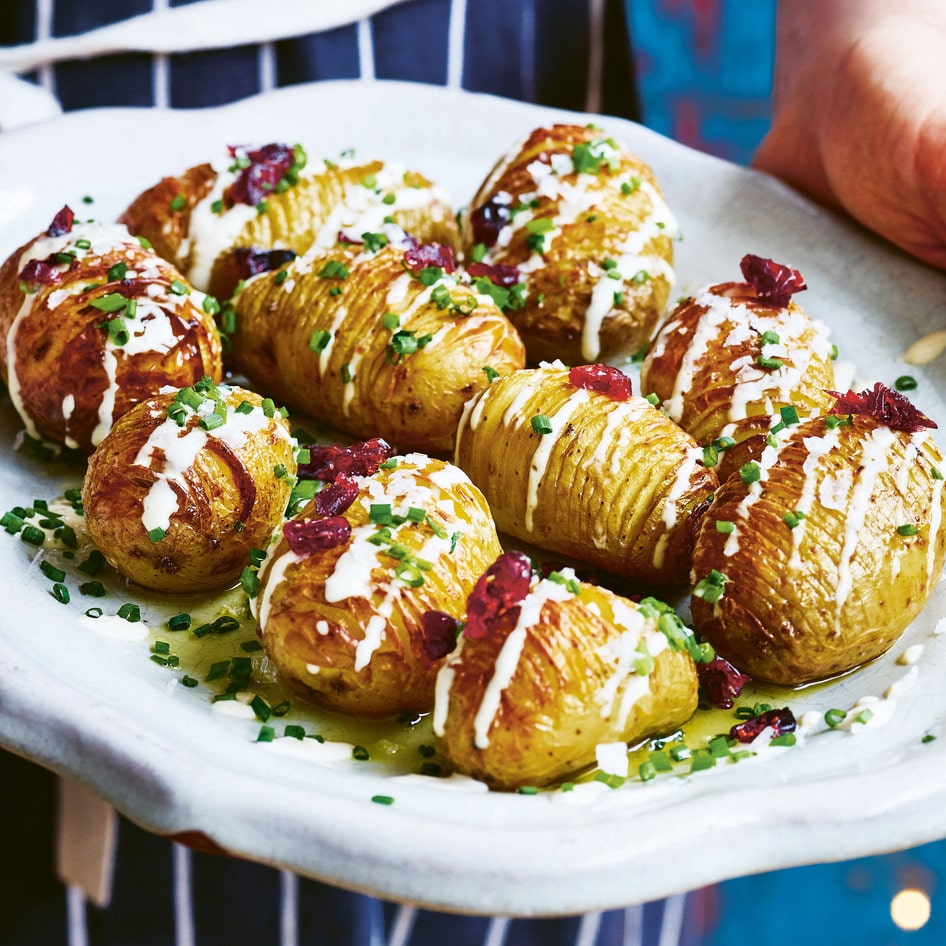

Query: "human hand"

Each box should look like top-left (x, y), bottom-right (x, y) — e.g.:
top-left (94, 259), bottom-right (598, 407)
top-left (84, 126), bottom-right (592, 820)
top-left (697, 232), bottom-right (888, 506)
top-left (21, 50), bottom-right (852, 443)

top-left (753, 6), bottom-right (946, 269)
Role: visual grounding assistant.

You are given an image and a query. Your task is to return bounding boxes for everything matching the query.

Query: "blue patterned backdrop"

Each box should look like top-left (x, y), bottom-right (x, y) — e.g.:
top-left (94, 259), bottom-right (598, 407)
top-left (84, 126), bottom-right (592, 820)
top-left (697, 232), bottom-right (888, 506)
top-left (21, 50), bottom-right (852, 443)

top-left (629, 0), bottom-right (776, 165)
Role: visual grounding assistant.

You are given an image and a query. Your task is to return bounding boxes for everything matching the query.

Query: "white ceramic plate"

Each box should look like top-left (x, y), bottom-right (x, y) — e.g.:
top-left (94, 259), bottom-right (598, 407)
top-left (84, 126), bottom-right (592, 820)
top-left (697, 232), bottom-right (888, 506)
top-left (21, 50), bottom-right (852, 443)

top-left (1, 80), bottom-right (946, 918)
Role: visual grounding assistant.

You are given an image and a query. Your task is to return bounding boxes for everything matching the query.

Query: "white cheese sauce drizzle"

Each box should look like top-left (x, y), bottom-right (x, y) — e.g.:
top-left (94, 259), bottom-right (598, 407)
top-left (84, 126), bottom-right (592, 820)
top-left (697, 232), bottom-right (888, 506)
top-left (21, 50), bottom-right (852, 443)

top-left (471, 576), bottom-right (573, 749)
top-left (524, 388), bottom-right (590, 532)
top-left (834, 425), bottom-right (898, 621)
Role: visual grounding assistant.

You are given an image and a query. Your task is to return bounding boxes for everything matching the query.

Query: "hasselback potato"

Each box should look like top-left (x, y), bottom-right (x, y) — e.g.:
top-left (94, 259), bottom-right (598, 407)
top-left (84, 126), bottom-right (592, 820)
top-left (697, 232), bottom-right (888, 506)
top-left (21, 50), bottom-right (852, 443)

top-left (82, 378), bottom-right (297, 594)
top-left (0, 207), bottom-right (222, 453)
top-left (454, 363), bottom-right (717, 587)
top-left (433, 551), bottom-right (700, 789)
top-left (120, 143), bottom-right (459, 299)
top-left (640, 256), bottom-right (835, 479)
top-left (690, 387), bottom-right (946, 685)
top-left (230, 235), bottom-right (525, 455)
top-left (255, 448), bottom-right (503, 717)
top-left (460, 123), bottom-right (676, 364)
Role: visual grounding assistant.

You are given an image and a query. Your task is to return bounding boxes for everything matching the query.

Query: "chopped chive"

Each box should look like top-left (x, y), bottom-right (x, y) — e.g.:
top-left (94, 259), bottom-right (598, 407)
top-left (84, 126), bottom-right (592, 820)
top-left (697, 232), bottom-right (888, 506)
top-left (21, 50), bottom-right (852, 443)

top-left (117, 603), bottom-right (141, 622)
top-left (169, 279), bottom-right (189, 296)
top-left (79, 581), bottom-right (106, 597)
top-left (250, 695), bottom-right (271, 722)
top-left (241, 639), bottom-right (264, 653)
top-left (517, 785), bottom-right (539, 795)
top-left (40, 560), bottom-right (66, 583)
top-left (20, 525), bottom-right (45, 546)
top-left (352, 745), bottom-right (370, 761)
top-left (51, 583), bottom-right (70, 604)
top-left (739, 461), bottom-right (761, 485)
top-left (715, 520), bottom-right (734, 534)
top-left (897, 523), bottom-right (920, 536)
top-left (167, 613), bottom-right (190, 631)
top-left (148, 526), bottom-right (166, 543)
top-left (769, 733), bottom-right (796, 747)
top-left (783, 510), bottom-right (806, 529)
top-left (757, 355), bottom-right (784, 370)
top-left (257, 725), bottom-right (275, 743)
top-left (85, 607), bottom-right (103, 619)
top-left (169, 194), bottom-right (187, 212)
top-left (181, 676), bottom-right (198, 688)
top-left (372, 794), bottom-right (395, 805)
top-left (531, 414), bottom-right (552, 435)
top-left (825, 708), bottom-right (847, 728)
top-left (895, 375), bottom-right (918, 391)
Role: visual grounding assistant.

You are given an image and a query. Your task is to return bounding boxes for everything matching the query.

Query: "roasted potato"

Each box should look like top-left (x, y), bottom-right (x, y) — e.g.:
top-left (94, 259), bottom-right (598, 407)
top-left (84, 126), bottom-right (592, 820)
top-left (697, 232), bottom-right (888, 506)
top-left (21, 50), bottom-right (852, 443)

top-left (82, 379), bottom-right (296, 594)
top-left (0, 208), bottom-right (223, 453)
top-left (459, 124), bottom-right (676, 364)
top-left (255, 451), bottom-right (503, 717)
top-left (640, 267), bottom-right (835, 480)
top-left (120, 143), bottom-right (459, 299)
top-left (454, 363), bottom-right (717, 587)
top-left (230, 235), bottom-right (525, 455)
top-left (433, 551), bottom-right (700, 789)
top-left (690, 400), bottom-right (946, 686)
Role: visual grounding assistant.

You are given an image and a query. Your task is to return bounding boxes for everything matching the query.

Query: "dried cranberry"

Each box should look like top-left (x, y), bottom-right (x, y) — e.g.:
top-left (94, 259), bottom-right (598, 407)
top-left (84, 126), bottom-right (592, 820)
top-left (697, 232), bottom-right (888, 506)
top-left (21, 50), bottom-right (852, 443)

top-left (226, 143), bottom-right (295, 207)
top-left (231, 247), bottom-right (297, 280)
top-left (403, 243), bottom-right (456, 275)
top-left (696, 655), bottom-right (750, 709)
top-left (464, 551), bottom-right (533, 640)
top-left (47, 206), bottom-right (74, 237)
top-left (466, 261), bottom-right (521, 287)
top-left (420, 611), bottom-right (460, 661)
top-left (283, 516), bottom-right (351, 555)
top-left (298, 439), bottom-right (395, 482)
top-left (17, 258), bottom-right (60, 287)
top-left (730, 707), bottom-right (796, 743)
top-left (569, 364), bottom-right (633, 401)
top-left (313, 474), bottom-right (359, 517)
top-left (827, 381), bottom-right (936, 433)
top-left (739, 254), bottom-right (807, 308)
top-left (469, 196), bottom-right (512, 247)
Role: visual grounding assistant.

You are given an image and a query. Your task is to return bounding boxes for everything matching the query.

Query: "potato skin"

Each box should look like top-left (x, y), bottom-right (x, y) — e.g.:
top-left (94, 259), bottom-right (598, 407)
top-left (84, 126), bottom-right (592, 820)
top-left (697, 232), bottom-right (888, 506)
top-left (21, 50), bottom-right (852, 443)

top-left (640, 281), bottom-right (835, 479)
top-left (256, 455), bottom-right (503, 717)
top-left (454, 364), bottom-right (717, 587)
top-left (460, 124), bottom-right (675, 364)
top-left (0, 221), bottom-right (222, 453)
top-left (120, 151), bottom-right (459, 299)
top-left (230, 241), bottom-right (525, 455)
top-left (433, 575), bottom-right (698, 789)
top-left (82, 383), bottom-right (296, 594)
top-left (690, 415), bottom-right (946, 685)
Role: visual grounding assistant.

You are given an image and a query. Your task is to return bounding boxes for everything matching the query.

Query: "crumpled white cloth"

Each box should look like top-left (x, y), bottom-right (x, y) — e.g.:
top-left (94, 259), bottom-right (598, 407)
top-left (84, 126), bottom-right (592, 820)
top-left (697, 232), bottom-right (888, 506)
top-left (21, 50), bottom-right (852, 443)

top-left (0, 72), bottom-right (61, 132)
top-left (0, 0), bottom-right (408, 73)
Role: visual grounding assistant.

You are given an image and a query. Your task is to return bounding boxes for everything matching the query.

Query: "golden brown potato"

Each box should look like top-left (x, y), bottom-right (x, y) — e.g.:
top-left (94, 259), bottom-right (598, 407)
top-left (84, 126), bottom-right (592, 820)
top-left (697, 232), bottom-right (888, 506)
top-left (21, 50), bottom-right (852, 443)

top-left (459, 124), bottom-right (676, 364)
top-left (454, 363), bottom-right (717, 587)
top-left (640, 279), bottom-right (836, 479)
top-left (230, 236), bottom-right (525, 455)
top-left (120, 143), bottom-right (459, 299)
top-left (82, 379), bottom-right (296, 594)
top-left (690, 405), bottom-right (946, 686)
top-left (255, 452), bottom-right (503, 717)
top-left (0, 209), bottom-right (223, 453)
top-left (433, 552), bottom-right (700, 789)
